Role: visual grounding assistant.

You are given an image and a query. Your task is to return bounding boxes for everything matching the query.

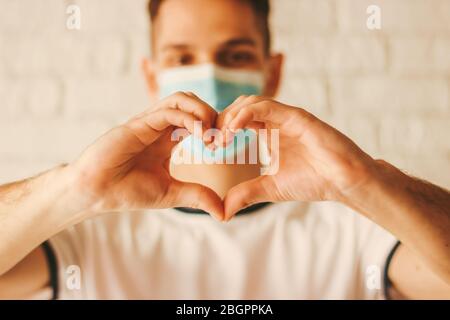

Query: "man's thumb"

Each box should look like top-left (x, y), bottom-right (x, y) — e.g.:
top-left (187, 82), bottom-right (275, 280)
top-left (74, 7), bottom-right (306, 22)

top-left (224, 176), bottom-right (275, 221)
top-left (169, 181), bottom-right (224, 221)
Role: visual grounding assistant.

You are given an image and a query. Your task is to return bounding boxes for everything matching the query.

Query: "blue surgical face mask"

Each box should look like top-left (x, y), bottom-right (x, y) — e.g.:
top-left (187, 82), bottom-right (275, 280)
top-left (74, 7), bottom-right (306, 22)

top-left (160, 64), bottom-right (264, 165)
top-left (157, 63), bottom-right (264, 112)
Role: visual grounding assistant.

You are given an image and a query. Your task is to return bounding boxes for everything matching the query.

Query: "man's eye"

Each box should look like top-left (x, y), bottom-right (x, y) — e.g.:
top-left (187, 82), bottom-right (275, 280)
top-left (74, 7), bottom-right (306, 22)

top-left (221, 51), bottom-right (256, 67)
top-left (171, 54), bottom-right (194, 66)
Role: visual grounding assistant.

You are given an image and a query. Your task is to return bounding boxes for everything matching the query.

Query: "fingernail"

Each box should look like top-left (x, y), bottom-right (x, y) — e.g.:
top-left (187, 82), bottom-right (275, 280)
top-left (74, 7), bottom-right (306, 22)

top-left (224, 214), bottom-right (234, 222)
top-left (211, 212), bottom-right (224, 222)
top-left (214, 136), bottom-right (222, 147)
top-left (203, 134), bottom-right (212, 142)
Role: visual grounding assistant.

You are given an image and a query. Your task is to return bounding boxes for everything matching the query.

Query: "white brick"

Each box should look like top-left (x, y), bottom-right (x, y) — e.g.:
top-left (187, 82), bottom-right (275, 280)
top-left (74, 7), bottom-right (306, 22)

top-left (0, 78), bottom-right (61, 118)
top-left (389, 37), bottom-right (450, 75)
top-left (0, 0), bottom-right (67, 34)
top-left (277, 75), bottom-right (328, 116)
top-left (2, 34), bottom-right (127, 77)
top-left (89, 35), bottom-right (128, 76)
top-left (328, 37), bottom-right (386, 74)
top-left (0, 118), bottom-right (113, 163)
top-left (379, 116), bottom-right (450, 154)
top-left (0, 78), bottom-right (26, 118)
top-left (27, 80), bottom-right (62, 117)
top-left (63, 76), bottom-right (149, 121)
top-left (276, 36), bottom-right (386, 75)
top-left (330, 76), bottom-right (449, 114)
top-left (338, 0), bottom-right (450, 34)
top-left (326, 114), bottom-right (379, 155)
top-left (128, 34), bottom-right (152, 76)
top-left (2, 34), bottom-right (89, 76)
top-left (0, 37), bottom-right (5, 74)
top-left (272, 0), bottom-right (335, 36)
top-left (70, 0), bottom-right (149, 33)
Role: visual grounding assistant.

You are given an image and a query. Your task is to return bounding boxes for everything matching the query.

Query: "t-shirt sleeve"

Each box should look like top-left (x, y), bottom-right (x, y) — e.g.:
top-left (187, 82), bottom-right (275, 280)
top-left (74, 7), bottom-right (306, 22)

top-left (47, 220), bottom-right (92, 299)
top-left (353, 211), bottom-right (399, 300)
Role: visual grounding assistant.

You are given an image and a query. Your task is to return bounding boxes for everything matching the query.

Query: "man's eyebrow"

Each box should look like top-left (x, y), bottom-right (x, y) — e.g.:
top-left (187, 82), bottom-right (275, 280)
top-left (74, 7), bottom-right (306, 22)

top-left (222, 38), bottom-right (257, 48)
top-left (160, 44), bottom-right (192, 51)
top-left (159, 38), bottom-right (257, 52)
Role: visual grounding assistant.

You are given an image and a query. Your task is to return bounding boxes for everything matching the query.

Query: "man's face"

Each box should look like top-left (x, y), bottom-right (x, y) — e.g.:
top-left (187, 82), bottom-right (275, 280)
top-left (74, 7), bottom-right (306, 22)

top-left (142, 0), bottom-right (283, 199)
top-left (143, 0), bottom-right (283, 101)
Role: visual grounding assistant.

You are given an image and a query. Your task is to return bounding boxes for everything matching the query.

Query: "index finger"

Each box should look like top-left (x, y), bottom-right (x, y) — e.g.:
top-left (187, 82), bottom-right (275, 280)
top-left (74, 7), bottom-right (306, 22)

top-left (125, 108), bottom-right (205, 148)
top-left (227, 101), bottom-right (315, 137)
top-left (152, 91), bottom-right (217, 129)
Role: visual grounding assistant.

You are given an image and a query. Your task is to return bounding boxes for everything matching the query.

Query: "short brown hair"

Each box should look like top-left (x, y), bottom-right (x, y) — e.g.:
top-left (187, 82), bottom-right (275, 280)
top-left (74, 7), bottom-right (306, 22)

top-left (148, 0), bottom-right (271, 54)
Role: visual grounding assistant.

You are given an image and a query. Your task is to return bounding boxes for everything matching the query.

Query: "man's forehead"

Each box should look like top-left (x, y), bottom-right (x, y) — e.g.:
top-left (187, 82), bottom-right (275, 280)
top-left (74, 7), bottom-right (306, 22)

top-left (152, 0), bottom-right (264, 50)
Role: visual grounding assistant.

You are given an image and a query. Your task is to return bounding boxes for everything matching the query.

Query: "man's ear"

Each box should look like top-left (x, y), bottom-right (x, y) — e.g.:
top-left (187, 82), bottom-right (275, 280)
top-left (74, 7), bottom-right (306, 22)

top-left (142, 58), bottom-right (159, 102)
top-left (263, 53), bottom-right (284, 98)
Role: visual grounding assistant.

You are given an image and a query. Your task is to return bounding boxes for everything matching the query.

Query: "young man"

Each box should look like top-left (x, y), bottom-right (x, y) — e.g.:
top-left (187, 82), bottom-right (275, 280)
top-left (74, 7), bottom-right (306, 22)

top-left (0, 0), bottom-right (449, 299)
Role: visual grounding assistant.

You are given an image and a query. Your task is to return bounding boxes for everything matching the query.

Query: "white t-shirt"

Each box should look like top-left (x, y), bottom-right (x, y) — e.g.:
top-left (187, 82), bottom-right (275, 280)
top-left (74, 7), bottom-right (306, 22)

top-left (46, 201), bottom-right (397, 299)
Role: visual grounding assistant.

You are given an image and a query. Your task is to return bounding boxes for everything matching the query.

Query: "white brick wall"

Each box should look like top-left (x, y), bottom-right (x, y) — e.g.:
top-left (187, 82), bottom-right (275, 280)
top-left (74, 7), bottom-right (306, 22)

top-left (0, 0), bottom-right (449, 189)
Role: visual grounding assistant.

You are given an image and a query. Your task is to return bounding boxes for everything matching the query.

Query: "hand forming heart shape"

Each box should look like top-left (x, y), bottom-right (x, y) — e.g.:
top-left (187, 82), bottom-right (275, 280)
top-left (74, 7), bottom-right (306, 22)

top-left (73, 92), bottom-right (375, 222)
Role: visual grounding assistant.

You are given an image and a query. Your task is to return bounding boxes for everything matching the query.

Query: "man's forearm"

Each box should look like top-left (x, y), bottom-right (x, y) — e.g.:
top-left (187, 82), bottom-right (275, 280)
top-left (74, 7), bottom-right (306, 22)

top-left (341, 160), bottom-right (450, 284)
top-left (0, 164), bottom-right (90, 275)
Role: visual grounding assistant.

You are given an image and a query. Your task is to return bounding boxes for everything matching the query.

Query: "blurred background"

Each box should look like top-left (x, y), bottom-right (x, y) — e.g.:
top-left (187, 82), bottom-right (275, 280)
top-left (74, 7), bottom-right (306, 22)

top-left (0, 0), bottom-right (449, 188)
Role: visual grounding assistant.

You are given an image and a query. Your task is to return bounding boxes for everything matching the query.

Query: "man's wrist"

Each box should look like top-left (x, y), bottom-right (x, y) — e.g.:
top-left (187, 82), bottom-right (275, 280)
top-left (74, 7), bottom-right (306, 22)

top-left (17, 163), bottom-right (96, 228)
top-left (335, 159), bottom-right (407, 221)
top-left (54, 163), bottom-right (97, 221)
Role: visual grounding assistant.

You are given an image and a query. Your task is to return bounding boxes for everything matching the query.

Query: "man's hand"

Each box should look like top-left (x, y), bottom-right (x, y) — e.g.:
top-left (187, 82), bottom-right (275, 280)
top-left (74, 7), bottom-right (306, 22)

top-left (220, 95), bottom-right (450, 298)
top-left (219, 96), bottom-right (376, 220)
top-left (70, 92), bottom-right (224, 220)
top-left (0, 92), bottom-right (226, 293)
